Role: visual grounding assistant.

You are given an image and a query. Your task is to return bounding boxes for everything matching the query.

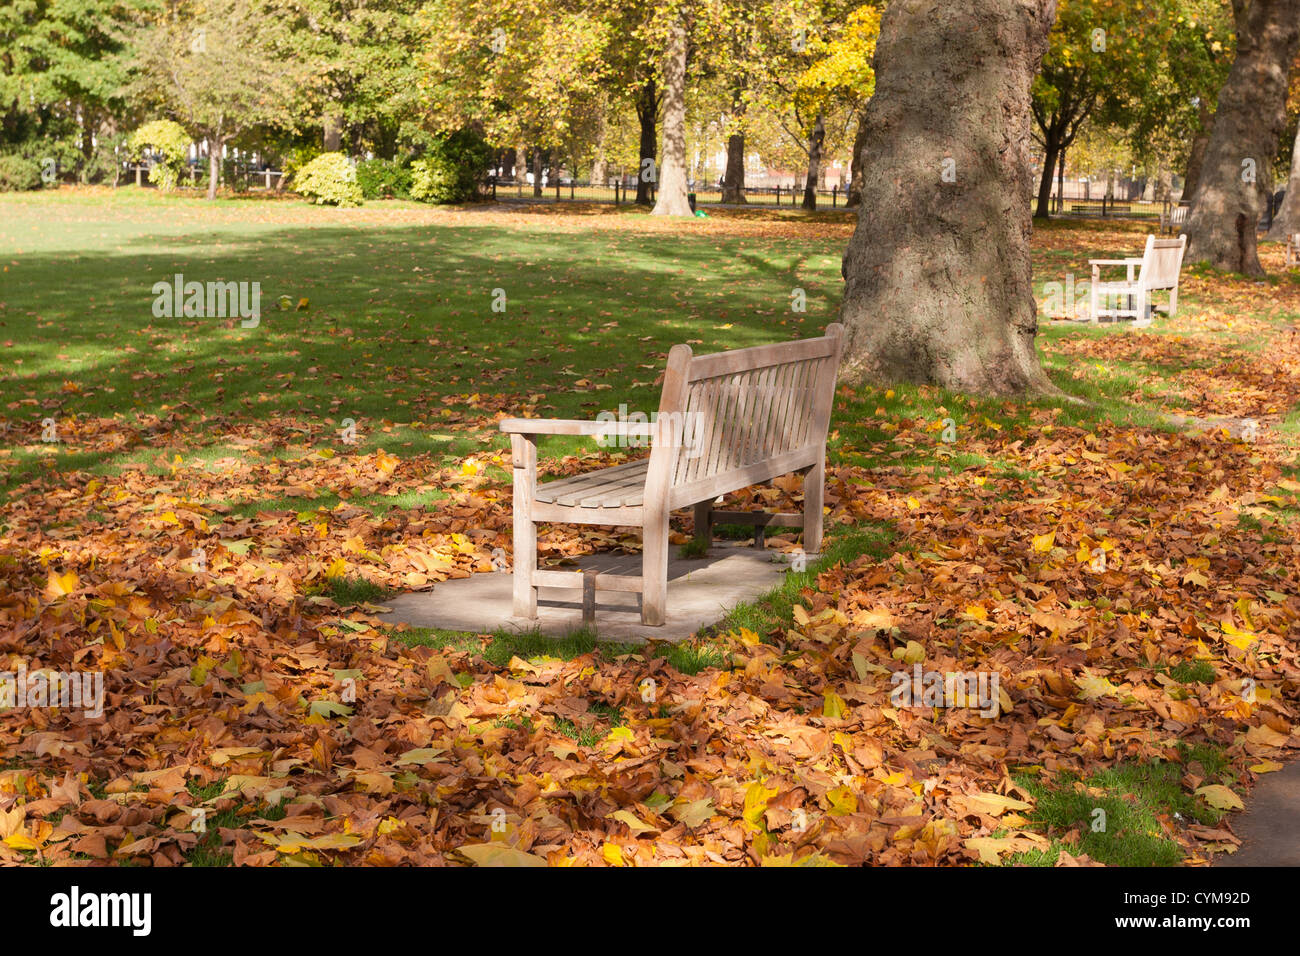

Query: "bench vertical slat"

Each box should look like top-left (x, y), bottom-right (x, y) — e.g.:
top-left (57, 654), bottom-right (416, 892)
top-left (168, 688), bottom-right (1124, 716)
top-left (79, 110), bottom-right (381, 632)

top-left (510, 433), bottom-right (538, 617)
top-left (643, 344), bottom-right (693, 625)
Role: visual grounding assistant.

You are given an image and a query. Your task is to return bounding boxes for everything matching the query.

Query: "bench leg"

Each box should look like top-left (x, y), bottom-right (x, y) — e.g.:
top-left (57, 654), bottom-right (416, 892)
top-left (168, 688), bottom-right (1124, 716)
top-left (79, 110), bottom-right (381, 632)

top-left (802, 457), bottom-right (825, 556)
top-left (512, 514), bottom-right (537, 618)
top-left (641, 510), bottom-right (669, 626)
top-left (510, 435), bottom-right (538, 618)
top-left (692, 500), bottom-right (712, 547)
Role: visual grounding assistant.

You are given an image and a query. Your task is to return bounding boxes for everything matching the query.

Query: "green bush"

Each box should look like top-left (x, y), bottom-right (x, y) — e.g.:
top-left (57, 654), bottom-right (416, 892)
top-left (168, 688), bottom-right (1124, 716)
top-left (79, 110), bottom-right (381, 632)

top-left (409, 129), bottom-right (490, 204)
top-left (292, 152), bottom-right (363, 206)
top-left (0, 156), bottom-right (43, 192)
top-left (356, 158), bottom-right (413, 199)
top-left (126, 120), bottom-right (192, 191)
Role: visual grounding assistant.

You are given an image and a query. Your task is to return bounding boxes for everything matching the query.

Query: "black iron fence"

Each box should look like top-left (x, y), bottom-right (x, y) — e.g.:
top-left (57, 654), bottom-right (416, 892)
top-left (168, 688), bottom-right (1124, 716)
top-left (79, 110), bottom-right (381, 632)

top-left (487, 177), bottom-right (852, 208)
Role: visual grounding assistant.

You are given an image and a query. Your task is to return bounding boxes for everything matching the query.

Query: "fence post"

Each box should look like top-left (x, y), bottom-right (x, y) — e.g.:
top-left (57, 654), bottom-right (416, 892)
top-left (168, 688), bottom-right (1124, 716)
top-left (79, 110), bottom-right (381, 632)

top-left (832, 185), bottom-right (837, 208)
top-left (775, 185), bottom-right (780, 205)
top-left (555, 180), bottom-right (560, 201)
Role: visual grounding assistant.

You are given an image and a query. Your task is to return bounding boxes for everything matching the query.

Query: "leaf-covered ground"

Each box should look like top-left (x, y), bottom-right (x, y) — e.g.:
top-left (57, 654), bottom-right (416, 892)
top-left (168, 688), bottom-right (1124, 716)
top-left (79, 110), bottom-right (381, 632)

top-left (1, 190), bottom-right (1299, 866)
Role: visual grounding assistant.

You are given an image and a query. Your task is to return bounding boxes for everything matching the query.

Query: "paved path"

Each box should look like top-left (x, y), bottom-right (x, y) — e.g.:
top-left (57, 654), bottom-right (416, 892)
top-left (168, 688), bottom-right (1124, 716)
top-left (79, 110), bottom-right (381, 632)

top-left (378, 544), bottom-right (791, 643)
top-left (1218, 761), bottom-right (1300, 867)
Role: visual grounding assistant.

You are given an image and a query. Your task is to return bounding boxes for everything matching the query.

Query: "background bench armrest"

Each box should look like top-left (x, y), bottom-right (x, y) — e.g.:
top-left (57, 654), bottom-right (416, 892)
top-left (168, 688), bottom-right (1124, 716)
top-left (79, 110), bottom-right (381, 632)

top-left (499, 417), bottom-right (655, 437)
top-left (1088, 258), bottom-right (1139, 266)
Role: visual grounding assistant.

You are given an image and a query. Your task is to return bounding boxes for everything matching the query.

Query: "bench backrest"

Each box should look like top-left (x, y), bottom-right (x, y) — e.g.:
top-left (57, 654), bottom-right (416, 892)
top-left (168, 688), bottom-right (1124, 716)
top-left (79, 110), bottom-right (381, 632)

top-left (1139, 234), bottom-right (1186, 291)
top-left (645, 324), bottom-right (844, 509)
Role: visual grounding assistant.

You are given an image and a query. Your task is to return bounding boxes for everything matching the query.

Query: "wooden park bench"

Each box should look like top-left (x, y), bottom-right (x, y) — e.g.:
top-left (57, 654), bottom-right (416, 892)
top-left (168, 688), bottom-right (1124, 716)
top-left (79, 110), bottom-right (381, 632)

top-left (1089, 234), bottom-right (1186, 327)
top-left (1159, 203), bottom-right (1189, 235)
top-left (499, 324), bottom-right (845, 626)
top-left (1286, 232), bottom-right (1300, 269)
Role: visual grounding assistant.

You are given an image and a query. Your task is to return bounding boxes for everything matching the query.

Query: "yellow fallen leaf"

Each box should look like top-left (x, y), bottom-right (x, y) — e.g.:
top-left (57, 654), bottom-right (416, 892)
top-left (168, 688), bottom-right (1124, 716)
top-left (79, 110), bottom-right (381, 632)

top-left (1195, 785), bottom-right (1243, 811)
top-left (608, 810), bottom-right (654, 834)
top-left (960, 792), bottom-right (1034, 817)
top-left (1249, 760), bottom-right (1284, 774)
top-left (1031, 531), bottom-right (1056, 553)
top-left (601, 842), bottom-right (626, 866)
top-left (822, 691), bottom-right (847, 719)
top-left (45, 570), bottom-right (79, 597)
top-left (457, 843), bottom-right (548, 867)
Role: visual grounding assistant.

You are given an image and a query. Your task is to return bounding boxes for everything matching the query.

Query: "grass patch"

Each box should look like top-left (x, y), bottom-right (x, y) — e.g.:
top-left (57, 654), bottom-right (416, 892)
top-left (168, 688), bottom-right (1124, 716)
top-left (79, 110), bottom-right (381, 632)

top-left (1008, 746), bottom-right (1237, 866)
top-left (322, 575), bottom-right (391, 606)
top-left (184, 779), bottom-right (289, 867)
top-left (710, 520), bottom-right (897, 637)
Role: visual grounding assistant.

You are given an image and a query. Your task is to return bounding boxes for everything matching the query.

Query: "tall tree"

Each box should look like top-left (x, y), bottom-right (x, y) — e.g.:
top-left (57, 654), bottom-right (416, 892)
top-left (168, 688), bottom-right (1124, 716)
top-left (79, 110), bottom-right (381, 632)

top-left (132, 0), bottom-right (303, 199)
top-left (1266, 121), bottom-right (1300, 239)
top-left (1183, 0), bottom-right (1300, 274)
top-left (651, 12), bottom-right (693, 215)
top-left (838, 0), bottom-right (1058, 395)
top-left (1265, 65), bottom-right (1300, 239)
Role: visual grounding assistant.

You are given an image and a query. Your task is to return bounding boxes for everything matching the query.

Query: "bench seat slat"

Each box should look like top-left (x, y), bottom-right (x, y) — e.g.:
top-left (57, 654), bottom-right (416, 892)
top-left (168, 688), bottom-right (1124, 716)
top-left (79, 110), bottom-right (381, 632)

top-left (534, 458), bottom-right (650, 508)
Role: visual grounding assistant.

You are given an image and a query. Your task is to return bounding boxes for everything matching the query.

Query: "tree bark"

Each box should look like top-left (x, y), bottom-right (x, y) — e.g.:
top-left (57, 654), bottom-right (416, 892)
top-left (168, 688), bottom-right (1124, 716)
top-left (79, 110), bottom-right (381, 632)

top-left (206, 133), bottom-right (222, 201)
top-left (1266, 121), bottom-right (1300, 240)
top-left (532, 147), bottom-right (543, 197)
top-left (323, 113), bottom-right (343, 152)
top-left (590, 113), bottom-right (608, 185)
top-left (1183, 0), bottom-right (1300, 276)
top-left (1180, 99), bottom-right (1213, 202)
top-left (846, 111), bottom-right (869, 207)
top-left (722, 131), bottom-right (746, 203)
top-left (837, 0), bottom-right (1058, 396)
top-left (1034, 136), bottom-right (1061, 218)
top-left (801, 113), bottom-right (825, 210)
top-left (635, 78), bottom-right (657, 205)
top-left (651, 17), bottom-right (693, 217)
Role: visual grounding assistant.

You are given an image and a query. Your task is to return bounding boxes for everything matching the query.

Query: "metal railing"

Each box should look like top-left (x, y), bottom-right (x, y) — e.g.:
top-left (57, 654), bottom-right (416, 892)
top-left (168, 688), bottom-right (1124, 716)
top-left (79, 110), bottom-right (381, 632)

top-left (123, 164), bottom-right (285, 190)
top-left (486, 178), bottom-right (851, 208)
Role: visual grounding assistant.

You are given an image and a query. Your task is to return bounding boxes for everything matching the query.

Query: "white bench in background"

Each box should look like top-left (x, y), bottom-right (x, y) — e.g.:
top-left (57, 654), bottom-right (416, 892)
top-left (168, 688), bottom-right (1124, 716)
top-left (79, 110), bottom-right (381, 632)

top-left (499, 325), bottom-right (845, 626)
top-left (1089, 234), bottom-right (1187, 327)
top-left (1160, 203), bottom-right (1189, 235)
top-left (1286, 233), bottom-right (1300, 269)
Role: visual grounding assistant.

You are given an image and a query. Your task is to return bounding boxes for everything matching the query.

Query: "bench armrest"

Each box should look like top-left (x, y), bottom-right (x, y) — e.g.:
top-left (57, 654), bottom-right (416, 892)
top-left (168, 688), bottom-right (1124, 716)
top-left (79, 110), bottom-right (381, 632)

top-left (499, 417), bottom-right (655, 437)
top-left (1088, 258), bottom-right (1141, 266)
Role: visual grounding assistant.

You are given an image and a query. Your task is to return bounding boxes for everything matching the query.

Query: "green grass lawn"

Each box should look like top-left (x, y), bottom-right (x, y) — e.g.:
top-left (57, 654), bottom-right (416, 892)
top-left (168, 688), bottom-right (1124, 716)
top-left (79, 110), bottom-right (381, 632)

top-left (4, 188), bottom-right (1299, 867)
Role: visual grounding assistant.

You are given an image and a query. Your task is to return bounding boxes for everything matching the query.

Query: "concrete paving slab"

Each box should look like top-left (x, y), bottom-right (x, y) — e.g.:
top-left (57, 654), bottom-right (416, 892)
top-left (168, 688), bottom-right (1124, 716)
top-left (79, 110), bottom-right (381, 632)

top-left (1217, 759), bottom-right (1300, 867)
top-left (377, 545), bottom-right (795, 643)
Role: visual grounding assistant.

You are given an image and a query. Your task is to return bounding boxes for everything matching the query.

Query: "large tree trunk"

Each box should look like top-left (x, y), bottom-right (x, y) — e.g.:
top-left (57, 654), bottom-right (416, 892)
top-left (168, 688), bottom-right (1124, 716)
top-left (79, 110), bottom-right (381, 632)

top-left (635, 78), bottom-right (657, 205)
top-left (206, 134), bottom-right (222, 201)
top-left (651, 17), bottom-right (693, 217)
top-left (801, 113), bottom-right (825, 210)
top-left (323, 112), bottom-right (343, 152)
top-left (1266, 122), bottom-right (1300, 240)
top-left (1033, 130), bottom-right (1062, 218)
top-left (837, 0), bottom-right (1058, 395)
top-left (1180, 99), bottom-right (1213, 202)
top-left (1183, 0), bottom-right (1300, 276)
top-left (722, 131), bottom-right (746, 203)
top-left (590, 113), bottom-right (608, 185)
top-left (513, 144), bottom-right (527, 184)
top-left (532, 147), bottom-right (543, 197)
top-left (846, 111), bottom-right (869, 207)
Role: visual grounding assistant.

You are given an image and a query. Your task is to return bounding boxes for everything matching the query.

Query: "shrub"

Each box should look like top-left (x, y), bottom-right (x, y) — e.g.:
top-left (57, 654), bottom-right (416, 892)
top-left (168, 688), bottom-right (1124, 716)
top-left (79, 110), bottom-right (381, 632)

top-left (356, 158), bottom-right (413, 199)
top-left (292, 152), bottom-right (363, 207)
top-left (409, 129), bottom-right (490, 204)
top-left (126, 120), bottom-right (191, 191)
top-left (0, 156), bottom-right (43, 192)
